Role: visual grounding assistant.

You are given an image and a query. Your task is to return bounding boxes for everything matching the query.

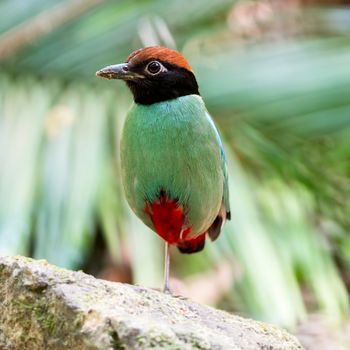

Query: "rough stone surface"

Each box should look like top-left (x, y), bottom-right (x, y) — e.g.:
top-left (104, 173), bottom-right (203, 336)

top-left (0, 256), bottom-right (303, 350)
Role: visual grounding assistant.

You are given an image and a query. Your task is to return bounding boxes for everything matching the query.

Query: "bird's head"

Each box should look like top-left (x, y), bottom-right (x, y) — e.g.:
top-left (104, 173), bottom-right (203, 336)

top-left (96, 46), bottom-right (199, 105)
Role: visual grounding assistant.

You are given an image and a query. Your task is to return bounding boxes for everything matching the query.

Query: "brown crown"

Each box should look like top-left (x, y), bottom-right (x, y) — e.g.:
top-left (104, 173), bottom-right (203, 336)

top-left (126, 46), bottom-right (192, 72)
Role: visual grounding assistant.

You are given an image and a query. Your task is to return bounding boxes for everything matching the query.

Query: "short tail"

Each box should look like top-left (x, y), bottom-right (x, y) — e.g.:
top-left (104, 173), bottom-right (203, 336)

top-left (177, 203), bottom-right (231, 254)
top-left (207, 202), bottom-right (230, 242)
top-left (177, 234), bottom-right (206, 254)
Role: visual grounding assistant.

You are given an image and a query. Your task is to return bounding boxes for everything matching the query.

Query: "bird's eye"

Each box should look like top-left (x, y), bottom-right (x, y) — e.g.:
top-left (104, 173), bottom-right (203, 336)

top-left (146, 61), bottom-right (163, 75)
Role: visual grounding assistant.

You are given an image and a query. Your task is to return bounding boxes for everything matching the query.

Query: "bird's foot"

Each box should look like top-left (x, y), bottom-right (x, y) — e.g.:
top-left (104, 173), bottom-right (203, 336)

top-left (163, 285), bottom-right (172, 295)
top-left (149, 286), bottom-right (186, 299)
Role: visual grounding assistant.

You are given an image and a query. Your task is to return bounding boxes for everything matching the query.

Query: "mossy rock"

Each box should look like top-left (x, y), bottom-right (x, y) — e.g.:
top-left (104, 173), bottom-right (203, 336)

top-left (0, 256), bottom-right (303, 350)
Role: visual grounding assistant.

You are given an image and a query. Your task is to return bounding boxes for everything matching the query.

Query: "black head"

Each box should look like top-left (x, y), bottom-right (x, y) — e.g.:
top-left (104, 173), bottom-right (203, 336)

top-left (96, 46), bottom-right (199, 105)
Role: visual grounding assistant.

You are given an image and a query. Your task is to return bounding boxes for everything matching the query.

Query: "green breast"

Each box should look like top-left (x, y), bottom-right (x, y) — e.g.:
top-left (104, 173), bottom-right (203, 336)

top-left (120, 94), bottom-right (223, 235)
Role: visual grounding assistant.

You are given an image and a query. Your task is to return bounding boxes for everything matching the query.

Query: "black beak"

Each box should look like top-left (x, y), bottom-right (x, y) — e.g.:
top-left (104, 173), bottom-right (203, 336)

top-left (96, 63), bottom-right (143, 80)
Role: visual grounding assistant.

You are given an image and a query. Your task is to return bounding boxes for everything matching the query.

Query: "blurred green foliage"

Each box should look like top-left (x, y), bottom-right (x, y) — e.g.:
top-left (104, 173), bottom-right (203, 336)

top-left (0, 0), bottom-right (350, 330)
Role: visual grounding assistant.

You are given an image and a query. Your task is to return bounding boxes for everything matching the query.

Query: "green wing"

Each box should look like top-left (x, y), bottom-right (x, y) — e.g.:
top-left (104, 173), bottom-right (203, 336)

top-left (206, 112), bottom-right (231, 241)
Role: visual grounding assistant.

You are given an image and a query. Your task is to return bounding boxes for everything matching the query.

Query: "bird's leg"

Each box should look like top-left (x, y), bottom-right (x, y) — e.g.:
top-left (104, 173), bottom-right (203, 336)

top-left (163, 242), bottom-right (171, 293)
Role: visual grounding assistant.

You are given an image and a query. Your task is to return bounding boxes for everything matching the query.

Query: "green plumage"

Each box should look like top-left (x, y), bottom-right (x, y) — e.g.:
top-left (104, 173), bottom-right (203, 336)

top-left (121, 94), bottom-right (228, 237)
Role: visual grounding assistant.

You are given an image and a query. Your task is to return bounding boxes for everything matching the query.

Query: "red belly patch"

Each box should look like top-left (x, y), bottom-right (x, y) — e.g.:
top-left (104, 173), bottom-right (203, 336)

top-left (144, 192), bottom-right (191, 244)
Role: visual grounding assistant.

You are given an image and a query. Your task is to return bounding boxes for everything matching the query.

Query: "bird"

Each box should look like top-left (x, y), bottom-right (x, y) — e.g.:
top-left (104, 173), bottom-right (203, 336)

top-left (96, 46), bottom-right (230, 293)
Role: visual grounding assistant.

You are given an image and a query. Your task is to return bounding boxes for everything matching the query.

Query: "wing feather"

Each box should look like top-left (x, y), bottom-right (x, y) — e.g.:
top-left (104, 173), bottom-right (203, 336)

top-left (205, 112), bottom-right (231, 241)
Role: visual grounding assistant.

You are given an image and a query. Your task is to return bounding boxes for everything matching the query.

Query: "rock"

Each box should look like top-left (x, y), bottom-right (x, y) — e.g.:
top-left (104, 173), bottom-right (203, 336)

top-left (0, 256), bottom-right (303, 350)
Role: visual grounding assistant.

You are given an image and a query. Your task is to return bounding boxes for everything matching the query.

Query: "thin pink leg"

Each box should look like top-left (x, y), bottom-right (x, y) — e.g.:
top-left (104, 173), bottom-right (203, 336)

top-left (163, 242), bottom-right (171, 293)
